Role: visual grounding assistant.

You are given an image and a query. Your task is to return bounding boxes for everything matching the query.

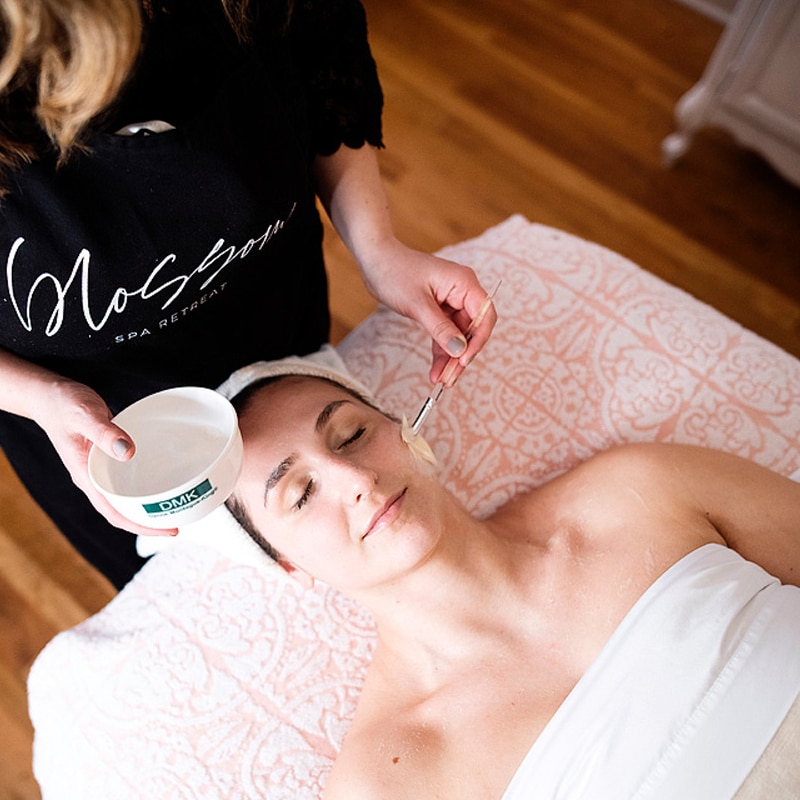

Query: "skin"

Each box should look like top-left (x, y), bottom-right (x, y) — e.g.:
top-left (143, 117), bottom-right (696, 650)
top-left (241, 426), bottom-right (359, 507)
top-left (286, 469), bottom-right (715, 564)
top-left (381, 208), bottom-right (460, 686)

top-left (234, 376), bottom-right (800, 800)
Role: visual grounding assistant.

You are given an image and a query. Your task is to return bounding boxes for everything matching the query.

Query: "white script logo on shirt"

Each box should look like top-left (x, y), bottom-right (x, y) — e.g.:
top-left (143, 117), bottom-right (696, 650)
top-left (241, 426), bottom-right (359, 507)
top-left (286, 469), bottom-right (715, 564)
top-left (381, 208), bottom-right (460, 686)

top-left (5, 205), bottom-right (295, 338)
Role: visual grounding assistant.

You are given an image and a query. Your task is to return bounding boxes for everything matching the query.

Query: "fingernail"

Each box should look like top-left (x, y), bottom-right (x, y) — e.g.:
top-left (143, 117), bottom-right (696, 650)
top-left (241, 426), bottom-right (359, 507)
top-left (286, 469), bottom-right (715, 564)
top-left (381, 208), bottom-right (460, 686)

top-left (447, 336), bottom-right (467, 357)
top-left (113, 438), bottom-right (132, 458)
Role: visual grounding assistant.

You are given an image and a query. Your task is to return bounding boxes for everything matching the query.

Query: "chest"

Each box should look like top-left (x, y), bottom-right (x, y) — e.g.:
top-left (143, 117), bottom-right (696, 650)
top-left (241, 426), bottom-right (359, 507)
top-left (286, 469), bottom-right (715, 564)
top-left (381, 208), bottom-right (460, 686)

top-left (340, 629), bottom-right (606, 800)
top-left (341, 665), bottom-right (569, 799)
top-left (336, 557), bottom-right (708, 799)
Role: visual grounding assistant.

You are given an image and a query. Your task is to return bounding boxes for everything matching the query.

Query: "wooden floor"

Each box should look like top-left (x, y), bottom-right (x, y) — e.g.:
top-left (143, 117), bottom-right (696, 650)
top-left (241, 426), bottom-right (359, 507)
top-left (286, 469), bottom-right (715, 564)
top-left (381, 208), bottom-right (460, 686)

top-left (2, 1), bottom-right (799, 797)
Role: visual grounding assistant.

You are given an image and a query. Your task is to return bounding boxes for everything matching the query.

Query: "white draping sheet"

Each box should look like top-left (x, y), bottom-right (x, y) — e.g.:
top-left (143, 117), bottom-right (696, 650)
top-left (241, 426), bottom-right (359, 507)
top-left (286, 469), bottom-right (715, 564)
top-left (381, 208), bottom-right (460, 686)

top-left (501, 544), bottom-right (800, 800)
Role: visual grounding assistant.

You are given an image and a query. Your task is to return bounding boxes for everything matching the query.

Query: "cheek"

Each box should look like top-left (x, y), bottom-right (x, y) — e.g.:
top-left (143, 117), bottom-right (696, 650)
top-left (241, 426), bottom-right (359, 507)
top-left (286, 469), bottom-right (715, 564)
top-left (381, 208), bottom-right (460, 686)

top-left (266, 503), bottom-right (348, 564)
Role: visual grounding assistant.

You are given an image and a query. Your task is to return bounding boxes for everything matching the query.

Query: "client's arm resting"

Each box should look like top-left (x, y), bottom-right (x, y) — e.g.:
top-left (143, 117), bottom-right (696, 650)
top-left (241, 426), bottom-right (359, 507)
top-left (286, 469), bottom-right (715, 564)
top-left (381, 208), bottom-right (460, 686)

top-left (611, 443), bottom-right (800, 586)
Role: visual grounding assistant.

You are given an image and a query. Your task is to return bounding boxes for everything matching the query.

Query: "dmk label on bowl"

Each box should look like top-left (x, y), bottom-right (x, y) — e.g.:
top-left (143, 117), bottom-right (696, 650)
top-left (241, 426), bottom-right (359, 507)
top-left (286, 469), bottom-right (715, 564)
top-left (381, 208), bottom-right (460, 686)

top-left (142, 478), bottom-right (215, 516)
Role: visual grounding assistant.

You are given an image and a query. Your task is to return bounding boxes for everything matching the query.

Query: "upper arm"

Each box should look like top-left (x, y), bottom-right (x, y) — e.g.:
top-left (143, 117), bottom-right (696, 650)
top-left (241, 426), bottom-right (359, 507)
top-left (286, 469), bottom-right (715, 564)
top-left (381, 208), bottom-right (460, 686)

top-left (622, 443), bottom-right (800, 585)
top-left (290, 0), bottom-right (384, 157)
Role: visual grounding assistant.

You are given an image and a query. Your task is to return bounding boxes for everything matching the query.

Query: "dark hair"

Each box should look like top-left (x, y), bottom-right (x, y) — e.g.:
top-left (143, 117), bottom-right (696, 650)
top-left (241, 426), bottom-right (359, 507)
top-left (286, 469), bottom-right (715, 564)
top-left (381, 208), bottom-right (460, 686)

top-left (225, 492), bottom-right (282, 562)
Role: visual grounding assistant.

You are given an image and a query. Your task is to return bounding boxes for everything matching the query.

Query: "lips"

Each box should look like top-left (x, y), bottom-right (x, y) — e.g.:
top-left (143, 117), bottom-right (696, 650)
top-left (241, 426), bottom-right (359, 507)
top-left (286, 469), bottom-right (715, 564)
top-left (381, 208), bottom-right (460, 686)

top-left (362, 489), bottom-right (406, 540)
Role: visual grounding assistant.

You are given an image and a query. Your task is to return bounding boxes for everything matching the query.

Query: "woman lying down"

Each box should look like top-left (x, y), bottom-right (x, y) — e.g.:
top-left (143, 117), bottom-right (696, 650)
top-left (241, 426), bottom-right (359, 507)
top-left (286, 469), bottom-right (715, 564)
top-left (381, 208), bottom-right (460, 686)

top-left (221, 355), bottom-right (800, 800)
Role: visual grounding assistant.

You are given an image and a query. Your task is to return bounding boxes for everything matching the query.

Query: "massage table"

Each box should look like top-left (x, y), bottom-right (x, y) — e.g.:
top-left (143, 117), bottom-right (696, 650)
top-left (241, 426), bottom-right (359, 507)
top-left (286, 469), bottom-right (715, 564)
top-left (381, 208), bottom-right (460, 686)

top-left (27, 216), bottom-right (800, 798)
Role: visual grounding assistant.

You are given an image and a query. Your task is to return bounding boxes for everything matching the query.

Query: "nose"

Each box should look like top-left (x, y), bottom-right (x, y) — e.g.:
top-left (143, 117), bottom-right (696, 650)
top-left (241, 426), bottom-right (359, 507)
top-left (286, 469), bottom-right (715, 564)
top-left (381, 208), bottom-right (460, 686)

top-left (332, 458), bottom-right (377, 505)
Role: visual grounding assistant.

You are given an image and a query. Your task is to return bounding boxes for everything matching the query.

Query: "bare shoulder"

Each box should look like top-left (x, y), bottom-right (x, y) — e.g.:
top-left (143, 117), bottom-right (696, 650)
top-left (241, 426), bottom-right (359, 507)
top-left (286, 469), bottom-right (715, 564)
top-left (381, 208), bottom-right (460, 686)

top-left (576, 441), bottom-right (778, 490)
top-left (579, 441), bottom-right (697, 478)
top-left (575, 442), bottom-right (799, 515)
top-left (582, 441), bottom-right (797, 494)
top-left (581, 443), bottom-right (800, 584)
top-left (533, 441), bottom-right (700, 507)
top-left (493, 443), bottom-right (703, 537)
top-left (565, 442), bottom-right (716, 534)
top-left (506, 441), bottom-right (791, 543)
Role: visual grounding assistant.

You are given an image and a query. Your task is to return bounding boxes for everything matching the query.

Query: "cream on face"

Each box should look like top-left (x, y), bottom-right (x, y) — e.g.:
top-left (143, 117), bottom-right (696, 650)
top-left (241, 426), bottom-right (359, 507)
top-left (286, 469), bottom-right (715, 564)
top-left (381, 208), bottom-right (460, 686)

top-left (400, 415), bottom-right (437, 466)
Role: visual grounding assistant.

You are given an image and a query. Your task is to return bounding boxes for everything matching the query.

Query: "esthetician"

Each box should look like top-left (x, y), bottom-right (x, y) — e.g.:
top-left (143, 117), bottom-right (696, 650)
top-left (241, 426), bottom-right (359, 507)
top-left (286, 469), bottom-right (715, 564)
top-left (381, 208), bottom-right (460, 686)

top-left (0, 0), bottom-right (494, 587)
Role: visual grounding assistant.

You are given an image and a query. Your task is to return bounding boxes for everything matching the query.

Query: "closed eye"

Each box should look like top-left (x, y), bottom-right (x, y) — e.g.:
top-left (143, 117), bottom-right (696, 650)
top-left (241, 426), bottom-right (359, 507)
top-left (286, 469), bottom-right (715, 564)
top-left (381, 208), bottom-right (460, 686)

top-left (295, 479), bottom-right (314, 510)
top-left (294, 427), bottom-right (366, 510)
top-left (339, 427), bottom-right (366, 449)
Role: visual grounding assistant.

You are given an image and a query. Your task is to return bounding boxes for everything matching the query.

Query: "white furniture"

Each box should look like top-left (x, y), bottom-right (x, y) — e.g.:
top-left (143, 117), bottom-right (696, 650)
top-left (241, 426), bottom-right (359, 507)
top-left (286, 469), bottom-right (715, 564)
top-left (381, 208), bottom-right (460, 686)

top-left (663, 0), bottom-right (800, 186)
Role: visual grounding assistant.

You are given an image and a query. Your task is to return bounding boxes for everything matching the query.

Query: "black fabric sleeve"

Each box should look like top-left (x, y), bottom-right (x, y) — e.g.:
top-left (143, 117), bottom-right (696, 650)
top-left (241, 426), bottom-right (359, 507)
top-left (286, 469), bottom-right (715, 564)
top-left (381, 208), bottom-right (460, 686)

top-left (287, 0), bottom-right (385, 156)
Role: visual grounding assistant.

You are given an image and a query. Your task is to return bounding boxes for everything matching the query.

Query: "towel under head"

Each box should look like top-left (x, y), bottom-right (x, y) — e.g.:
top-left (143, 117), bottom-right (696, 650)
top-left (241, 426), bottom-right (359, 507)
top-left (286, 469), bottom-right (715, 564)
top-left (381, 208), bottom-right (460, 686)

top-left (216, 345), bottom-right (376, 406)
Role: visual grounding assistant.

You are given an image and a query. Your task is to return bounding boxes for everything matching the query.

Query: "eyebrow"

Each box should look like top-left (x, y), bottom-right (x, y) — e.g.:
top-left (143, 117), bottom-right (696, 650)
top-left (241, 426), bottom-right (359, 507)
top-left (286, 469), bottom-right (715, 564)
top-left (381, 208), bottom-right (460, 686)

top-left (263, 456), bottom-right (295, 506)
top-left (315, 399), bottom-right (350, 433)
top-left (262, 399), bottom-right (353, 506)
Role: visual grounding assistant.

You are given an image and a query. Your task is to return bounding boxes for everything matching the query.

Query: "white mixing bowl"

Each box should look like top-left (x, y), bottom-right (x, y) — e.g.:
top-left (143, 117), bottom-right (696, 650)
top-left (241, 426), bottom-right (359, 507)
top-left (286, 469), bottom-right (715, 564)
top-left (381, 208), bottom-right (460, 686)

top-left (88, 387), bottom-right (242, 528)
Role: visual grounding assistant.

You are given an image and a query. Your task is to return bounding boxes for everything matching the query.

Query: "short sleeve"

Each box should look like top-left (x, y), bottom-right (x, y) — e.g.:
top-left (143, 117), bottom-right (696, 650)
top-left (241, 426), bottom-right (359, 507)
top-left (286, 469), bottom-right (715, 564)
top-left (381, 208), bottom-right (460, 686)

top-left (288, 0), bottom-right (384, 156)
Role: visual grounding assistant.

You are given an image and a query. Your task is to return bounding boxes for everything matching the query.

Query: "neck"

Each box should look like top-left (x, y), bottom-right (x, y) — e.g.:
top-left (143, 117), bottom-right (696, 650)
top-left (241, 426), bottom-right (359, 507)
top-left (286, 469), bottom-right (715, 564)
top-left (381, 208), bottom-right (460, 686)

top-left (355, 502), bottom-right (536, 685)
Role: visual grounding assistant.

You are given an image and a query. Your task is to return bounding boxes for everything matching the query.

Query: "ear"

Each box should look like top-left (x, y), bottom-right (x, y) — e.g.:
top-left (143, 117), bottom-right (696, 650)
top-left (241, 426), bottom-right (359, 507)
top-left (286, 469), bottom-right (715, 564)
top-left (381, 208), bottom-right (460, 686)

top-left (277, 558), bottom-right (315, 590)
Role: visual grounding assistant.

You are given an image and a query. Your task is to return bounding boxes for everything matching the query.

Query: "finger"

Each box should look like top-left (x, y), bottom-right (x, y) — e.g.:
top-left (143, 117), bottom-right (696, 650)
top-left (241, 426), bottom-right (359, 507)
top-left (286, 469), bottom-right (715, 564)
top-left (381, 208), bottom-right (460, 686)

top-left (410, 300), bottom-right (466, 383)
top-left (459, 299), bottom-right (498, 363)
top-left (437, 356), bottom-right (466, 388)
top-left (430, 347), bottom-right (451, 385)
top-left (428, 315), bottom-right (471, 382)
top-left (433, 316), bottom-right (469, 359)
top-left (431, 298), bottom-right (498, 385)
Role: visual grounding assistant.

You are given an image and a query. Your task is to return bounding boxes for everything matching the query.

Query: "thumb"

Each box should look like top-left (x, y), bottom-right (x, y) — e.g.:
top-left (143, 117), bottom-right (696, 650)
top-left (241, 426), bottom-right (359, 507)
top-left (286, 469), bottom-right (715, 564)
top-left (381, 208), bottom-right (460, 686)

top-left (419, 299), bottom-right (469, 359)
top-left (94, 420), bottom-right (136, 462)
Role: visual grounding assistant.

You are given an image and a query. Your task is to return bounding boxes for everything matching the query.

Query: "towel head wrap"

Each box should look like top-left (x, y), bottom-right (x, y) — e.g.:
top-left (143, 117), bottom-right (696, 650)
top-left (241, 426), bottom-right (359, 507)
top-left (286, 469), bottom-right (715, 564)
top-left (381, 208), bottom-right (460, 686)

top-left (216, 345), bottom-right (376, 406)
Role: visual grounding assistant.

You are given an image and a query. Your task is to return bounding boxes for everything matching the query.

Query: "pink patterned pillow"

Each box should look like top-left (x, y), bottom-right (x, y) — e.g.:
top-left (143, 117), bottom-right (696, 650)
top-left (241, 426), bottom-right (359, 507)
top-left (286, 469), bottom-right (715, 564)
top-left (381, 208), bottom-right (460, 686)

top-left (29, 217), bottom-right (800, 799)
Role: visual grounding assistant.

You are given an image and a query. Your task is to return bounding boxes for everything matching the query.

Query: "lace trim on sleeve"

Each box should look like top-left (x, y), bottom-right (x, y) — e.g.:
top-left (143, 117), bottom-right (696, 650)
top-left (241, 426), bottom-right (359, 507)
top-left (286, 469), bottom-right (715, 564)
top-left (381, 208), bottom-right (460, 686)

top-left (290, 0), bottom-right (384, 155)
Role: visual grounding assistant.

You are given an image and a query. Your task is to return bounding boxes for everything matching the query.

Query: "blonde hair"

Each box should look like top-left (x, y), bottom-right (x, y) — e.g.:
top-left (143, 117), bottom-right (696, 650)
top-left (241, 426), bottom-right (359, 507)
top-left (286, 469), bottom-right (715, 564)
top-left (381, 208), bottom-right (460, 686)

top-left (0, 0), bottom-right (255, 195)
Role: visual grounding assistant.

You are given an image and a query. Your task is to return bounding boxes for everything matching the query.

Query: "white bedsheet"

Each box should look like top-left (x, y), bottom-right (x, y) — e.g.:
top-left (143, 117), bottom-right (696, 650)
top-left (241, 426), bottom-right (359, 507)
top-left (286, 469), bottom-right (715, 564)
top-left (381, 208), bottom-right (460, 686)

top-left (502, 544), bottom-right (800, 800)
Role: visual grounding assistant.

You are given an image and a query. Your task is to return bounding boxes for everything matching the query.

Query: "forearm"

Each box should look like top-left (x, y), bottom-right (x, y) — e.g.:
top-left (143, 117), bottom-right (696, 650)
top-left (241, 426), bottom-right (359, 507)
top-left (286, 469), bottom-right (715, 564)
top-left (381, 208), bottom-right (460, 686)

top-left (313, 144), bottom-right (497, 381)
top-left (0, 346), bottom-right (163, 534)
top-left (0, 347), bottom-right (67, 424)
top-left (312, 144), bottom-right (397, 287)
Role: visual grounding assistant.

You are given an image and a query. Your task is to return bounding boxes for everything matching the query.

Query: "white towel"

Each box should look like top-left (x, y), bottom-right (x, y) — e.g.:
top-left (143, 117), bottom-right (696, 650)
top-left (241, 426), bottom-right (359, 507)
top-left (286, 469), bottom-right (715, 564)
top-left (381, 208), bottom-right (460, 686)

top-left (502, 544), bottom-right (800, 800)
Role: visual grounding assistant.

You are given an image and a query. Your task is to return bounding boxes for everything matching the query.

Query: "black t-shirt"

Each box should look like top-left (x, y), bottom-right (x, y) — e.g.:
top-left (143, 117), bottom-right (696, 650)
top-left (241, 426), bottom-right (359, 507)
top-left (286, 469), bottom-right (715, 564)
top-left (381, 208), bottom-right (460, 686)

top-left (0, 0), bottom-right (383, 410)
top-left (0, 0), bottom-right (383, 581)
